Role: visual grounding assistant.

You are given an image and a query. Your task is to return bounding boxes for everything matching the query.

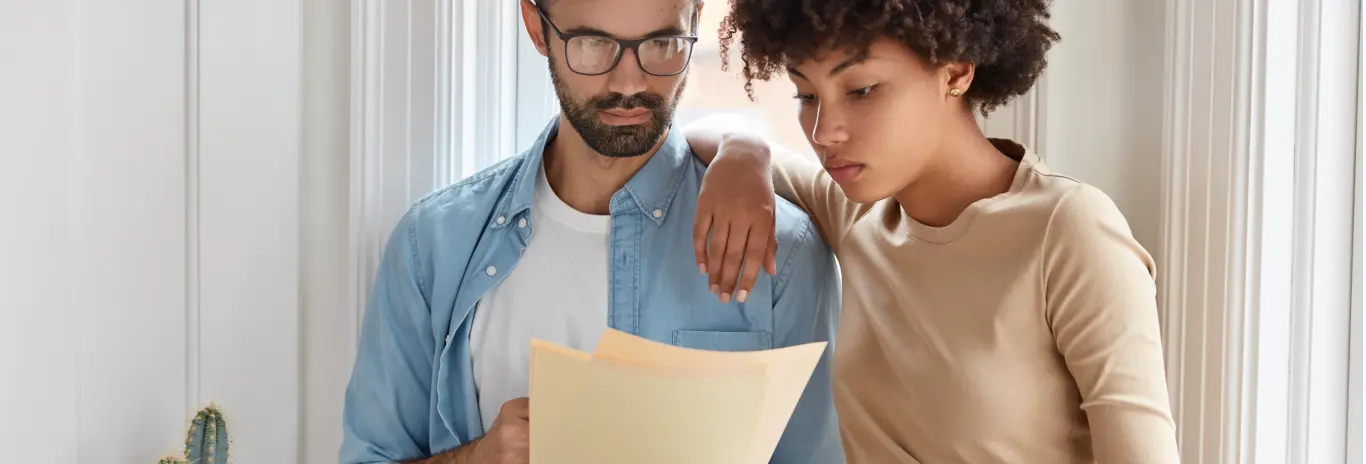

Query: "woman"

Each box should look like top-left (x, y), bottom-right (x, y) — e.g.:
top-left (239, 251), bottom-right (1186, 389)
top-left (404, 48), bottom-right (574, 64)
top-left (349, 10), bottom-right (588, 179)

top-left (683, 1), bottom-right (1180, 462)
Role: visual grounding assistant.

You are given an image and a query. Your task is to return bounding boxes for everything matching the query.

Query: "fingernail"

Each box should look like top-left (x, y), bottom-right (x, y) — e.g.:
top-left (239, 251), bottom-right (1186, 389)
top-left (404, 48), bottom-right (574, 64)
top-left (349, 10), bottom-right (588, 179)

top-left (698, 263), bottom-right (707, 274)
top-left (720, 293), bottom-right (731, 303)
top-left (710, 284), bottom-right (720, 294)
top-left (737, 290), bottom-right (748, 303)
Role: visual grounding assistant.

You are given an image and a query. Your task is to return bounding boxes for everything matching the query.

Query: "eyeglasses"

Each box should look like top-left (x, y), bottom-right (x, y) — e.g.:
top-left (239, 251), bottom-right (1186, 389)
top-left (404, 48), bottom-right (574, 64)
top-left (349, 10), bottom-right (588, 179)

top-left (535, 6), bottom-right (698, 77)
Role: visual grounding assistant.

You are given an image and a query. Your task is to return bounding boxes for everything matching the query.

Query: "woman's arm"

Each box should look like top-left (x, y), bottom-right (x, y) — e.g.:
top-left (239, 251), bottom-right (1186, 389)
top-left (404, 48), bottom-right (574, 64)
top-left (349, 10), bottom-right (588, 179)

top-left (684, 115), bottom-right (866, 300)
top-left (685, 115), bottom-right (850, 225)
top-left (1044, 184), bottom-right (1181, 463)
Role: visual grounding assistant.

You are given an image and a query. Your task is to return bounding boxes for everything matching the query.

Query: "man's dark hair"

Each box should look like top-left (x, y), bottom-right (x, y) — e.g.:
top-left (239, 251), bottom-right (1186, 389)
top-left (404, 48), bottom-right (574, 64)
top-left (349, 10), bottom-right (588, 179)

top-left (718, 0), bottom-right (1060, 116)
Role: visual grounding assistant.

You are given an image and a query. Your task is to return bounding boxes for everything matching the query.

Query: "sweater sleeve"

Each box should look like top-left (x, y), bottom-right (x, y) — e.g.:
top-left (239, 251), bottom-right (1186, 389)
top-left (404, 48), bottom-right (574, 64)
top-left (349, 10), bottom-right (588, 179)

top-left (1043, 184), bottom-right (1180, 464)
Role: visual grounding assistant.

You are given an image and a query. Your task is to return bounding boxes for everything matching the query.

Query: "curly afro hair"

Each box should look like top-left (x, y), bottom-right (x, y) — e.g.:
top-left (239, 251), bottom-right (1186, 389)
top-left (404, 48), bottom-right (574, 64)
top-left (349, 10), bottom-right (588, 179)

top-left (718, 0), bottom-right (1060, 116)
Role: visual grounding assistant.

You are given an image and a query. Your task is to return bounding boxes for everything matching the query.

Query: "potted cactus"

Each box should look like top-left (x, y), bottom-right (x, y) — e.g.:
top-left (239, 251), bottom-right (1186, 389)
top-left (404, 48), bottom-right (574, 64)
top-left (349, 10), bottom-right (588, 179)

top-left (158, 404), bottom-right (229, 464)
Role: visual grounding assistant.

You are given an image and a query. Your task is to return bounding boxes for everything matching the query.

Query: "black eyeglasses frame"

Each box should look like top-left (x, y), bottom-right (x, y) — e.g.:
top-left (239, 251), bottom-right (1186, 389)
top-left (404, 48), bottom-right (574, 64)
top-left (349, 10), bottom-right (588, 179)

top-left (533, 5), bottom-right (700, 77)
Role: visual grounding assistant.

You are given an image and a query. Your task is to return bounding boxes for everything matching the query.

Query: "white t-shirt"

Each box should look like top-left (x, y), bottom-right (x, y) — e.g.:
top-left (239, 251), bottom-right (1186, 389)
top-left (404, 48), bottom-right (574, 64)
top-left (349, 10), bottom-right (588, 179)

top-left (469, 164), bottom-right (611, 431)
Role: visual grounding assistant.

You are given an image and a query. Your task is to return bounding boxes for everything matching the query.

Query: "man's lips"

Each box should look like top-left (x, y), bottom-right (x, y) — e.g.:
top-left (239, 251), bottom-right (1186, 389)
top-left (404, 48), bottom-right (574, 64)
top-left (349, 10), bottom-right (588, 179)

top-left (602, 108), bottom-right (648, 117)
top-left (599, 107), bottom-right (650, 125)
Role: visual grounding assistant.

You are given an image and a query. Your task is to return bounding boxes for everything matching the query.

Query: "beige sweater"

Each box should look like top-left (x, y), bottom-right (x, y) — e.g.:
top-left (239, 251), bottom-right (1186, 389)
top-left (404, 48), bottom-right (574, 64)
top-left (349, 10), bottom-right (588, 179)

top-left (771, 143), bottom-right (1179, 463)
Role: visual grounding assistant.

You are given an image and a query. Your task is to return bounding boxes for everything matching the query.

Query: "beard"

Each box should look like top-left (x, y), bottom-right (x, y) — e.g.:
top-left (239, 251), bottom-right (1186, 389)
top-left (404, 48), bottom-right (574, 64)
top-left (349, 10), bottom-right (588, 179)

top-left (548, 54), bottom-right (687, 158)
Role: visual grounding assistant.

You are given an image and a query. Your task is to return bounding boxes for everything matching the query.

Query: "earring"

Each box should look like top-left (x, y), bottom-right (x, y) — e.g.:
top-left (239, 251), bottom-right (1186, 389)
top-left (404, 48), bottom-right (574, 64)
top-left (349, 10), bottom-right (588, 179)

top-left (949, 88), bottom-right (963, 97)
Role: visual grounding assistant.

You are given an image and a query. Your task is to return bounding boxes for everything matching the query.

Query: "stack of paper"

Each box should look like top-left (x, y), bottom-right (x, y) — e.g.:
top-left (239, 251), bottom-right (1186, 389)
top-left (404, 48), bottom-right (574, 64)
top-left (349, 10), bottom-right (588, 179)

top-left (529, 328), bottom-right (827, 464)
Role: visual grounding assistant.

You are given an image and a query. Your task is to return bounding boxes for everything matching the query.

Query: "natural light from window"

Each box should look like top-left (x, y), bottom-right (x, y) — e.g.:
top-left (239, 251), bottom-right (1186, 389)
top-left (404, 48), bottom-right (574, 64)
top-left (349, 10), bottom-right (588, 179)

top-left (674, 3), bottom-right (811, 153)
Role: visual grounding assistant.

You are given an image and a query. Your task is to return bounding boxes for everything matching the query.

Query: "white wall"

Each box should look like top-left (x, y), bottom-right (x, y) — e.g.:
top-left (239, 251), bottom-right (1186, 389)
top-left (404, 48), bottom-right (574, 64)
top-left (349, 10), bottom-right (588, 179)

top-left (0, 1), bottom-right (189, 460)
top-left (1040, 0), bottom-right (1167, 250)
top-left (301, 0), bottom-right (355, 461)
top-left (197, 0), bottom-right (303, 459)
top-left (0, 0), bottom-right (324, 462)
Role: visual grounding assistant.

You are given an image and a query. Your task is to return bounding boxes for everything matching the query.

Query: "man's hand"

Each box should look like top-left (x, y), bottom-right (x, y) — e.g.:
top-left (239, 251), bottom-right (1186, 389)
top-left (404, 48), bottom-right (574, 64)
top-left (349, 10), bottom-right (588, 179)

top-left (469, 398), bottom-right (530, 463)
top-left (418, 398), bottom-right (529, 464)
top-left (693, 132), bottom-right (778, 304)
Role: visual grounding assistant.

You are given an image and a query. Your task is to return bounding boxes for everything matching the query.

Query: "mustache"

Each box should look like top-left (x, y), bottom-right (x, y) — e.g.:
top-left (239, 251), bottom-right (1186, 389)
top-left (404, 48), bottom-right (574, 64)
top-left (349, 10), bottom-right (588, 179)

top-left (587, 92), bottom-right (666, 111)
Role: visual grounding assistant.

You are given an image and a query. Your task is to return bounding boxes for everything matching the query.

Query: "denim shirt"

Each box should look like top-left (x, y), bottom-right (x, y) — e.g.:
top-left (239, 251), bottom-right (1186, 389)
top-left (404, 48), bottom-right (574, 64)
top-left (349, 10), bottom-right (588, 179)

top-left (340, 118), bottom-right (844, 464)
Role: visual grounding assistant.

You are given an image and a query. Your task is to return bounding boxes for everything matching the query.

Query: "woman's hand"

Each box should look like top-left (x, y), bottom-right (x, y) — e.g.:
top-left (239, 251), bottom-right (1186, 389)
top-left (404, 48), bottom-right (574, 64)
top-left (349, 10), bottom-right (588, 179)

top-left (692, 133), bottom-right (778, 303)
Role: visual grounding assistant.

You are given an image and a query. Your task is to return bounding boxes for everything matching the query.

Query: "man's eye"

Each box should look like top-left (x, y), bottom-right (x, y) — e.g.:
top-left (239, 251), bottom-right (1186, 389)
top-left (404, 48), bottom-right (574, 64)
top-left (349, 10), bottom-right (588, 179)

top-left (582, 37), bottom-right (613, 47)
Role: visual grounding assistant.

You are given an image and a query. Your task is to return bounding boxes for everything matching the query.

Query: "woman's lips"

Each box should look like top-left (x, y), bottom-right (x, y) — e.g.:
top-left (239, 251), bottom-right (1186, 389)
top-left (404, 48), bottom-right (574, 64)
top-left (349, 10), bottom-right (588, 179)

top-left (823, 160), bottom-right (865, 182)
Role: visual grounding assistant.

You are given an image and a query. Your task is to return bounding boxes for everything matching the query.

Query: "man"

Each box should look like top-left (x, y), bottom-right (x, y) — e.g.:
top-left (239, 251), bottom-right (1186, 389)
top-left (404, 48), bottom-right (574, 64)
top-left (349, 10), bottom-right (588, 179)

top-left (339, 0), bottom-right (843, 463)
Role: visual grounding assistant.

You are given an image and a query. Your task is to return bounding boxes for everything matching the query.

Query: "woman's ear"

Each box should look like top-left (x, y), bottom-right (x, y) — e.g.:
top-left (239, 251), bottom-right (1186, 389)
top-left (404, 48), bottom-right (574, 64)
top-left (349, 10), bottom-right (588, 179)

top-left (942, 60), bottom-right (975, 98)
top-left (519, 0), bottom-right (549, 56)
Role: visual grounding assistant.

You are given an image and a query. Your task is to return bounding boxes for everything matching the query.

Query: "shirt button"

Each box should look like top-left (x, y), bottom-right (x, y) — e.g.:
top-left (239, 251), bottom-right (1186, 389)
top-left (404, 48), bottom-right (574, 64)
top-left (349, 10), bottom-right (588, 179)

top-left (445, 333), bottom-right (453, 343)
top-left (652, 208), bottom-right (663, 218)
top-left (486, 266), bottom-right (497, 276)
top-left (496, 215), bottom-right (506, 225)
top-left (518, 217), bottom-right (527, 228)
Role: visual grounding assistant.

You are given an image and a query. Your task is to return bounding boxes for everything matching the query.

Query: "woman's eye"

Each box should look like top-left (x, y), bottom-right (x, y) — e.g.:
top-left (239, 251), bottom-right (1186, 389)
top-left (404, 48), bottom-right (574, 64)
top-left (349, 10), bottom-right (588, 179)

top-left (792, 93), bottom-right (817, 105)
top-left (849, 85), bottom-right (876, 97)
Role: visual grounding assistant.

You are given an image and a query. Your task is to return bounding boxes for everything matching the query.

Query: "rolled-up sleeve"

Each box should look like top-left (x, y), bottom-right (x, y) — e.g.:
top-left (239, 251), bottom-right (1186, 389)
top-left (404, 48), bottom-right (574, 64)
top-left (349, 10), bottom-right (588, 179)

top-left (769, 217), bottom-right (846, 464)
top-left (340, 212), bottom-right (437, 464)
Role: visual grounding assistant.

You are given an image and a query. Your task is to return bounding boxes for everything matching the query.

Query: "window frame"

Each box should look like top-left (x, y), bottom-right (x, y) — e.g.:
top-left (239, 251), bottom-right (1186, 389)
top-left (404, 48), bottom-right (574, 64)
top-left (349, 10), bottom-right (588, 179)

top-left (348, 0), bottom-right (522, 336)
top-left (1160, 0), bottom-right (1361, 460)
top-left (1344, 0), bottom-right (1366, 458)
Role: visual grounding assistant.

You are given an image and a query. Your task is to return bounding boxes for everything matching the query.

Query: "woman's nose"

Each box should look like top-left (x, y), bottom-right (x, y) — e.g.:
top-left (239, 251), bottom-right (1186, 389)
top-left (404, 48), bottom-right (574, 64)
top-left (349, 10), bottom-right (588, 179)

top-left (810, 102), bottom-right (850, 147)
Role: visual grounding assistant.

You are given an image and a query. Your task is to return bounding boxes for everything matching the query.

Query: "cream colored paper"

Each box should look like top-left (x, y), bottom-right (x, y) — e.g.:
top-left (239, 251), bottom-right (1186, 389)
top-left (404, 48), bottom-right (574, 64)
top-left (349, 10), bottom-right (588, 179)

top-left (529, 338), bottom-right (767, 464)
top-left (528, 329), bottom-right (828, 464)
top-left (594, 330), bottom-right (827, 463)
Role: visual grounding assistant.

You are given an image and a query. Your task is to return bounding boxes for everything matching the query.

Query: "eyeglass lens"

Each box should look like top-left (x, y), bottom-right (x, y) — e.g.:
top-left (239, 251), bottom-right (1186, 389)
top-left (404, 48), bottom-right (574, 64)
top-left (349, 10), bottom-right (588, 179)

top-left (566, 36), bottom-right (693, 75)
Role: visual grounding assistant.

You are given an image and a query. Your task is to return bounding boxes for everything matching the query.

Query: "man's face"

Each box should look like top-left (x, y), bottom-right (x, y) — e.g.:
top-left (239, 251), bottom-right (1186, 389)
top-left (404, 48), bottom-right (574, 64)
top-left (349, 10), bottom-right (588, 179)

top-left (532, 0), bottom-right (696, 158)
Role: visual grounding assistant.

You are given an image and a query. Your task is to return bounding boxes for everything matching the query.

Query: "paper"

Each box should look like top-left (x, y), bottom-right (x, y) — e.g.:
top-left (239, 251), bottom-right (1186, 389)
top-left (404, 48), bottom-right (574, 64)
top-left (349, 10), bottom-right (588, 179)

top-left (529, 329), bottom-right (828, 464)
top-left (593, 330), bottom-right (828, 463)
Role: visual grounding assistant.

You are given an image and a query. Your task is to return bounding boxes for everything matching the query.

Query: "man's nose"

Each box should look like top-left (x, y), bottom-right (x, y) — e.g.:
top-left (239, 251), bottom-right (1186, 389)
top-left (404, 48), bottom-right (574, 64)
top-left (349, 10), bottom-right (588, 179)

top-left (606, 49), bottom-right (648, 96)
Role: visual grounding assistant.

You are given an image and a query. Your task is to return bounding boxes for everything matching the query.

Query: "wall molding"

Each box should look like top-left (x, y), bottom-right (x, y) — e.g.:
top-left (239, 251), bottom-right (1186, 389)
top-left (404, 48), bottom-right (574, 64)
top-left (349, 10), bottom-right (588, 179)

top-left (196, 0), bottom-right (304, 461)
top-left (349, 0), bottom-right (521, 340)
top-left (1157, 1), bottom-right (1242, 461)
top-left (6, 1), bottom-right (308, 460)
top-left (348, 0), bottom-right (377, 355)
top-left (1160, 0), bottom-right (1359, 462)
top-left (1022, 78), bottom-right (1046, 155)
top-left (300, 0), bottom-right (355, 461)
top-left (184, 0), bottom-right (202, 422)
top-left (978, 82), bottom-right (1044, 154)
top-left (1348, 87), bottom-right (1362, 464)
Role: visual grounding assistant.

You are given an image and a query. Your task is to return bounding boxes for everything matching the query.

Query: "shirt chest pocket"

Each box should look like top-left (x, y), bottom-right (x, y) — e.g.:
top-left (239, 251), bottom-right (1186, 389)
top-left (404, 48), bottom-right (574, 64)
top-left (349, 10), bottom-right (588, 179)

top-left (671, 329), bottom-right (772, 351)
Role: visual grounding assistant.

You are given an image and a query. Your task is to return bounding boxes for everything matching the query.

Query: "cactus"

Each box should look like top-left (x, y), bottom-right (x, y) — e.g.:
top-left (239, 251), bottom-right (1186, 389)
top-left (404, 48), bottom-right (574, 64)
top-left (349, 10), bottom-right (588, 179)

top-left (185, 405), bottom-right (229, 464)
top-left (158, 405), bottom-right (229, 464)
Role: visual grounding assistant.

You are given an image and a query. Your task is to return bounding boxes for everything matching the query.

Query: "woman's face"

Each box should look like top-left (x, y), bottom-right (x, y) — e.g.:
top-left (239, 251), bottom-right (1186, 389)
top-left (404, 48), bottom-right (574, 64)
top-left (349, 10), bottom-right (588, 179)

top-left (787, 37), bottom-right (968, 203)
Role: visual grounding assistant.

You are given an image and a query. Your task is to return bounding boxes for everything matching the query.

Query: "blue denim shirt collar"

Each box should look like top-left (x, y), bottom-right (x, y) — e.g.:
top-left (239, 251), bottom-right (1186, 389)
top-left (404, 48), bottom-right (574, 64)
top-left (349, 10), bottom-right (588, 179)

top-left (491, 117), bottom-right (692, 228)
